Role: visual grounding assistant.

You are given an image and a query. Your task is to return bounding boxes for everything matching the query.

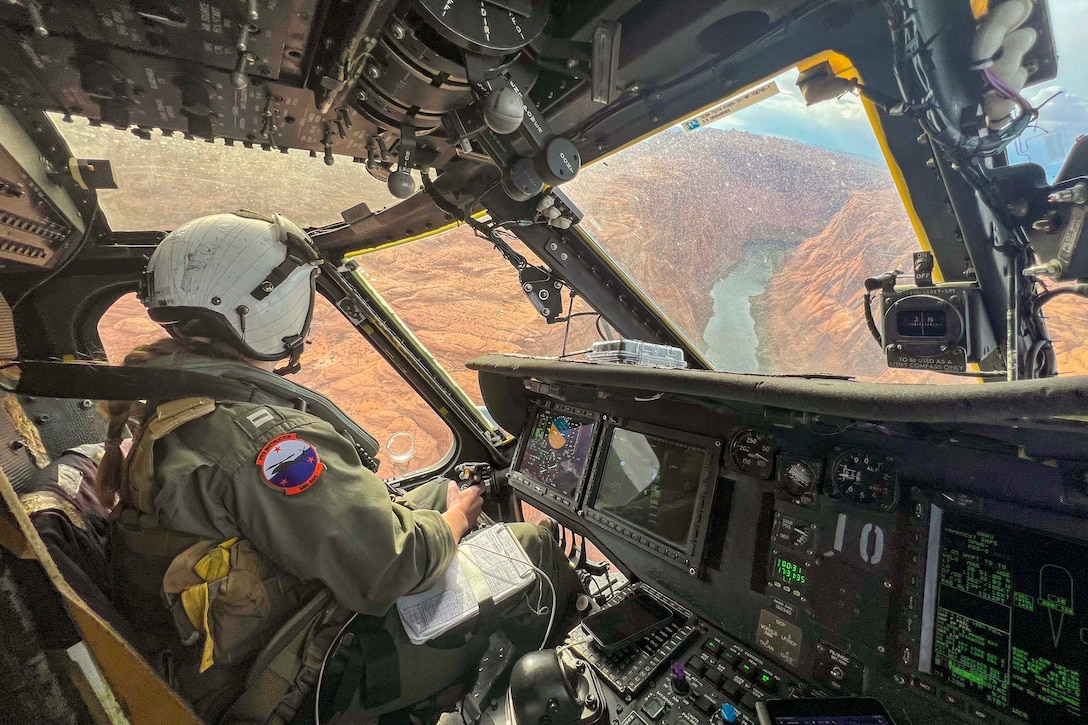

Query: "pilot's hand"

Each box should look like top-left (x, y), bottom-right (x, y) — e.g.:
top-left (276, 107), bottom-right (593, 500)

top-left (442, 480), bottom-right (484, 543)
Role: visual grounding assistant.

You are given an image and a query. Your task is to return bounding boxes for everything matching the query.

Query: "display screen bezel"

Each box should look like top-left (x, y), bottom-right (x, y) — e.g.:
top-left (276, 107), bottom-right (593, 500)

top-left (918, 504), bottom-right (1087, 724)
top-left (584, 419), bottom-right (722, 576)
top-left (508, 401), bottom-right (601, 510)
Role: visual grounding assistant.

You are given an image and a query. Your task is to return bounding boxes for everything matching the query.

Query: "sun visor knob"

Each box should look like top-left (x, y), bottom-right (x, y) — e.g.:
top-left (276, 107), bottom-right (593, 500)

top-left (534, 137), bottom-right (581, 187)
top-left (502, 157), bottom-right (544, 201)
top-left (483, 86), bottom-right (526, 135)
top-left (387, 169), bottom-right (416, 199)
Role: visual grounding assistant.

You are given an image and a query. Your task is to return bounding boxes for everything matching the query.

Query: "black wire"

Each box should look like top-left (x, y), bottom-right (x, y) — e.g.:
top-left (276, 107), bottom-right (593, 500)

top-left (1033, 287), bottom-right (1088, 313)
top-left (1026, 339), bottom-right (1053, 378)
top-left (12, 207), bottom-right (100, 311)
top-left (463, 178), bottom-right (503, 217)
top-left (594, 314), bottom-right (607, 341)
top-left (863, 291), bottom-right (883, 347)
top-left (561, 289), bottom-right (576, 357)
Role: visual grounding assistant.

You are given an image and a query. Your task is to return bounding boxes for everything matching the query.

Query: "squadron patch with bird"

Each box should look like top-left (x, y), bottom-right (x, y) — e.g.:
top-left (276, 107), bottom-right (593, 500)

top-left (256, 434), bottom-right (323, 495)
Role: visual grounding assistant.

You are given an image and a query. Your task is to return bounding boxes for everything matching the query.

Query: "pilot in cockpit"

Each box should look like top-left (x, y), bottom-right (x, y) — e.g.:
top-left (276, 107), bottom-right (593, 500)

top-left (95, 211), bottom-right (581, 723)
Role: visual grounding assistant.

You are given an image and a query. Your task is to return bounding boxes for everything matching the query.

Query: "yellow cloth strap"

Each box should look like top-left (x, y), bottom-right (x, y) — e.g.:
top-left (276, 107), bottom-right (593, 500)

top-left (180, 584), bottom-right (214, 672)
top-left (194, 537), bottom-right (239, 581)
top-left (179, 537), bottom-right (240, 672)
top-left (20, 491), bottom-right (86, 530)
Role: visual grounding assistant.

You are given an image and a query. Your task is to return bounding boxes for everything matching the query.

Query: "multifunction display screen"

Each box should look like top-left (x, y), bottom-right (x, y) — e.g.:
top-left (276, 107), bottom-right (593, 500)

top-left (924, 509), bottom-right (1085, 722)
top-left (591, 427), bottom-right (708, 547)
top-left (515, 410), bottom-right (596, 498)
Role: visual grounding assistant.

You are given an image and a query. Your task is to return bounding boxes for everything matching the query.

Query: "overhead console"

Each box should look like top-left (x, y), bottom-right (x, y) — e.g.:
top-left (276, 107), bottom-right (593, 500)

top-left (474, 355), bottom-right (1088, 724)
top-left (0, 0), bottom-right (603, 203)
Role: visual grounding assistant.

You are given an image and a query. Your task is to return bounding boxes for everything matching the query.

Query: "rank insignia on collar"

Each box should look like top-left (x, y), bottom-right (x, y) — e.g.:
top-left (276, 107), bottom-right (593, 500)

top-left (256, 434), bottom-right (323, 495)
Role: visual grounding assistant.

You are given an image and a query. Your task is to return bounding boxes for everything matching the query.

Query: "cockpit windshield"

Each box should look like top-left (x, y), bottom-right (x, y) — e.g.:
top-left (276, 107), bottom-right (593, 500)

top-left (564, 13), bottom-right (1088, 383)
top-left (46, 1), bottom-right (1088, 384)
top-left (563, 65), bottom-right (936, 382)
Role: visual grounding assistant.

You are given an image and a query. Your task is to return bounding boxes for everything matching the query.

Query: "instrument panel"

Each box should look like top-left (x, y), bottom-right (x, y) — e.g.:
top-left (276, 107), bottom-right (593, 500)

top-left (501, 376), bottom-right (1088, 725)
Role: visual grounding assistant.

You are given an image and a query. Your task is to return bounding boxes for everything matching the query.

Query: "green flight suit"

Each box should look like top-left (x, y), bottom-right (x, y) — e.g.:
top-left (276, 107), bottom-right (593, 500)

top-left (113, 395), bottom-right (578, 722)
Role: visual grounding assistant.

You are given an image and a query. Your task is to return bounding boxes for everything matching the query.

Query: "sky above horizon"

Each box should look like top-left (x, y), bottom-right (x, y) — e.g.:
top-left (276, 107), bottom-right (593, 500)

top-left (684, 0), bottom-right (1086, 174)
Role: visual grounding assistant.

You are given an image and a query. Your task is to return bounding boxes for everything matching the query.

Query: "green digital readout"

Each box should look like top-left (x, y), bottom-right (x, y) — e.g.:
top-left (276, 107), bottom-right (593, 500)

top-left (775, 557), bottom-right (807, 586)
top-left (932, 512), bottom-right (1085, 722)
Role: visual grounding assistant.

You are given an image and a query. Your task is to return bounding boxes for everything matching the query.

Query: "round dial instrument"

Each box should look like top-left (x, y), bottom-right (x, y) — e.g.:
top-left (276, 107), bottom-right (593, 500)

top-left (829, 451), bottom-right (899, 507)
top-left (780, 458), bottom-right (818, 497)
top-left (415, 0), bottom-right (548, 53)
top-left (729, 429), bottom-right (775, 479)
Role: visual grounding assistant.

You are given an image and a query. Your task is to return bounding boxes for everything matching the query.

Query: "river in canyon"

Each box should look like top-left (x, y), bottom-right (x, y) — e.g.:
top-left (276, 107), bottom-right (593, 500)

top-left (702, 239), bottom-right (794, 372)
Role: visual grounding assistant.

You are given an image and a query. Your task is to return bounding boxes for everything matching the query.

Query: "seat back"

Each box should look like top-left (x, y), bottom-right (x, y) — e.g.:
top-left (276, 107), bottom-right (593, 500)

top-left (0, 466), bottom-right (202, 724)
top-left (0, 286), bottom-right (200, 724)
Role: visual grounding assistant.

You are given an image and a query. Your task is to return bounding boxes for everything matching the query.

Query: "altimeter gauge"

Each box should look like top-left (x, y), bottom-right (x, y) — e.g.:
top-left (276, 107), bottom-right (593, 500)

top-left (828, 450), bottom-right (899, 509)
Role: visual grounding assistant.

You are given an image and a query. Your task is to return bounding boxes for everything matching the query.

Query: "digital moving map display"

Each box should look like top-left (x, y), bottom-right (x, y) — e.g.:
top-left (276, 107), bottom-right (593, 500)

top-left (514, 409), bottom-right (597, 503)
top-left (921, 508), bottom-right (1085, 723)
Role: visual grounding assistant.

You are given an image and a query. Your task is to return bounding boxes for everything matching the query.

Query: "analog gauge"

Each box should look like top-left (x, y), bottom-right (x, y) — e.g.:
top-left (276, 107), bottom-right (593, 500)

top-left (729, 429), bottom-right (775, 479)
top-left (778, 457), bottom-right (820, 498)
top-left (829, 451), bottom-right (899, 508)
top-left (415, 0), bottom-right (549, 54)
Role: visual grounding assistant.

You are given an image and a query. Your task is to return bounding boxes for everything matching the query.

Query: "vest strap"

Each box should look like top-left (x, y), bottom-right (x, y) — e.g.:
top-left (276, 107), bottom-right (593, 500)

top-left (125, 397), bottom-right (216, 514)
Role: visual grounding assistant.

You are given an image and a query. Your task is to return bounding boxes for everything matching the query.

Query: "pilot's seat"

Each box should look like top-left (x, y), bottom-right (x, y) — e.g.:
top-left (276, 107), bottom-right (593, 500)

top-left (0, 293), bottom-right (204, 723)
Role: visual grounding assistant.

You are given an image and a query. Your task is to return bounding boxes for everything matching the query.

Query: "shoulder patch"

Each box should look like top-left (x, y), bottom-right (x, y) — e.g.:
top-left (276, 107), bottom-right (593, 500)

top-left (256, 434), bottom-right (323, 495)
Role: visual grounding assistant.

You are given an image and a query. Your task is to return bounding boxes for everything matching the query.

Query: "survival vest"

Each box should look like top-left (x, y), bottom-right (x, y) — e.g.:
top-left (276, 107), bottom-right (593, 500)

top-left (111, 354), bottom-right (386, 723)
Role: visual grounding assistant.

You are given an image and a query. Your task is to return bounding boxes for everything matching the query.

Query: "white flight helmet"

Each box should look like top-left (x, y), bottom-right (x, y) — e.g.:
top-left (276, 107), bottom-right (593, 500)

top-left (139, 211), bottom-right (322, 374)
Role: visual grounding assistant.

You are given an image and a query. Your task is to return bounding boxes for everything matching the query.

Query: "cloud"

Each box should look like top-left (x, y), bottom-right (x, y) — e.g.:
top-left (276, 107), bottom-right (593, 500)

top-left (1048, 2), bottom-right (1088, 98)
top-left (1008, 89), bottom-right (1088, 170)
